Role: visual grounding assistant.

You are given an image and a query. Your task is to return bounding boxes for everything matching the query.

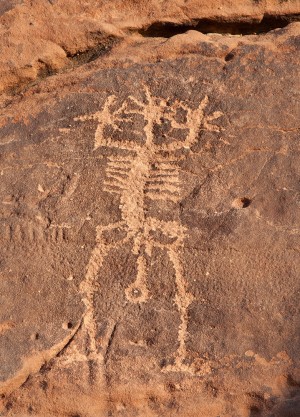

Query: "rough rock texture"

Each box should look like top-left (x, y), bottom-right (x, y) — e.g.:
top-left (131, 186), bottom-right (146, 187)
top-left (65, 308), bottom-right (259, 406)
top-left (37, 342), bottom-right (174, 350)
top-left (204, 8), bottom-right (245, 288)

top-left (0, 2), bottom-right (300, 417)
top-left (0, 0), bottom-right (300, 93)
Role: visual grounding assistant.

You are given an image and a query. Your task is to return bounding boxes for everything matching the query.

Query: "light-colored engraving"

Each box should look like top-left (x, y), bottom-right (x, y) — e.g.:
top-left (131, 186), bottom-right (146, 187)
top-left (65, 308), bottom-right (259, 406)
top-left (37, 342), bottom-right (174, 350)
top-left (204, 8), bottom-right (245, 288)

top-left (0, 320), bottom-right (15, 334)
top-left (0, 222), bottom-right (71, 245)
top-left (75, 87), bottom-right (222, 373)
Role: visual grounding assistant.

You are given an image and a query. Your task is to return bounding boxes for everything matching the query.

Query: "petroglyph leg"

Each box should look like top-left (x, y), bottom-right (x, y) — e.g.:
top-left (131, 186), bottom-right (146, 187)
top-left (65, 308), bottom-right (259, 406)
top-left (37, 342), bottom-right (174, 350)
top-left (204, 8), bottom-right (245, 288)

top-left (162, 248), bottom-right (195, 374)
top-left (80, 222), bottom-right (125, 357)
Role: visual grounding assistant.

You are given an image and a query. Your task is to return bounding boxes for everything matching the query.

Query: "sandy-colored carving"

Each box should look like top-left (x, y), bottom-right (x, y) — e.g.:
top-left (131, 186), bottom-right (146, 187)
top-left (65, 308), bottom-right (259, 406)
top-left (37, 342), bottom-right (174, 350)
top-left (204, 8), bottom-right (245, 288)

top-left (0, 222), bottom-right (71, 244)
top-left (75, 87), bottom-right (222, 373)
top-left (0, 321), bottom-right (15, 334)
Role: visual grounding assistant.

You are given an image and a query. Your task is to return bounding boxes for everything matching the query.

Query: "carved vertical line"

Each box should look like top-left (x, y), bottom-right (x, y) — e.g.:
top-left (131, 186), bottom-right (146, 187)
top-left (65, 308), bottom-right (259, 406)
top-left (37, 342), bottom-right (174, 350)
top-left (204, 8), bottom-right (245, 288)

top-left (125, 254), bottom-right (149, 303)
top-left (164, 248), bottom-right (195, 373)
top-left (80, 228), bottom-right (109, 359)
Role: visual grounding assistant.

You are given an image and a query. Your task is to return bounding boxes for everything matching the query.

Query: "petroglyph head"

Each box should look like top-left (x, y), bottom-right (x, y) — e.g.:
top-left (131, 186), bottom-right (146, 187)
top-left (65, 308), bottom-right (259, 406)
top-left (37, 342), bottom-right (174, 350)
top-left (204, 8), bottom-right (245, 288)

top-left (74, 87), bottom-right (223, 153)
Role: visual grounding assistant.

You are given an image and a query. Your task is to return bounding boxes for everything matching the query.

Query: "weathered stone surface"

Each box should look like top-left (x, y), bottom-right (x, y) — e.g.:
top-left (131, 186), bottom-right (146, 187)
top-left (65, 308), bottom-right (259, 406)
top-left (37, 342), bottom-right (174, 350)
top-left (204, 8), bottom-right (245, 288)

top-left (0, 0), bottom-right (300, 93)
top-left (0, 7), bottom-right (300, 417)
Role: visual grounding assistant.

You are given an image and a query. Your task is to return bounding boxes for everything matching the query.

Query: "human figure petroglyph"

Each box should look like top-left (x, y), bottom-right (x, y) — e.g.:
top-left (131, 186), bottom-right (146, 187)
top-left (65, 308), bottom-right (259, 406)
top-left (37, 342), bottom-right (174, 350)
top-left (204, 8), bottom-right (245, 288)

top-left (75, 87), bottom-right (222, 373)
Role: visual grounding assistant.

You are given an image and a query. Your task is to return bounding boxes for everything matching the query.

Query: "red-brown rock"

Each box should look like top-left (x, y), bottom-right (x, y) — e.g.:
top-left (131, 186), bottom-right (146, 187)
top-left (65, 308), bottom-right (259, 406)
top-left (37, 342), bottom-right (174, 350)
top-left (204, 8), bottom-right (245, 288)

top-left (0, 3), bottom-right (300, 417)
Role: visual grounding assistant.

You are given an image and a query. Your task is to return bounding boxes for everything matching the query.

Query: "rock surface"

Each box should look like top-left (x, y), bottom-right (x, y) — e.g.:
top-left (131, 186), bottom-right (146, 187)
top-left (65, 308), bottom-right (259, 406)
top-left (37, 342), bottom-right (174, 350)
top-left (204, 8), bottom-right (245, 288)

top-left (0, 0), bottom-right (300, 93)
top-left (0, 2), bottom-right (300, 417)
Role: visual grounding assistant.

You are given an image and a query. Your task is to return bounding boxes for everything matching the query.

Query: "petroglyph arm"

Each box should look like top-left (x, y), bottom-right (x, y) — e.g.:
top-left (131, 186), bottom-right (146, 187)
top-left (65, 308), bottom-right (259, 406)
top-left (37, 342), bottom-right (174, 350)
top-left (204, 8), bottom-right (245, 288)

top-left (159, 96), bottom-right (223, 151)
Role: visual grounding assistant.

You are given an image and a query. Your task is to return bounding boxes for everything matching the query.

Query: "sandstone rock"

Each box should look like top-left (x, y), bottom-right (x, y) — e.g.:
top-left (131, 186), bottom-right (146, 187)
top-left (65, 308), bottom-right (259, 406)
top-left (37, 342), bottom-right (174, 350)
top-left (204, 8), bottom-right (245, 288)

top-left (0, 0), bottom-right (299, 93)
top-left (0, 4), bottom-right (300, 417)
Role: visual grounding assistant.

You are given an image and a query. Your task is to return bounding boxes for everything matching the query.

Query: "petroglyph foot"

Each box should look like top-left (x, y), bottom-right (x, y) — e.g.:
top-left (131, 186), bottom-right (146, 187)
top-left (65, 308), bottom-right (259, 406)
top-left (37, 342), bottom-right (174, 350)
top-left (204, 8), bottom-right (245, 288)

top-left (162, 357), bottom-right (212, 376)
top-left (162, 362), bottom-right (196, 375)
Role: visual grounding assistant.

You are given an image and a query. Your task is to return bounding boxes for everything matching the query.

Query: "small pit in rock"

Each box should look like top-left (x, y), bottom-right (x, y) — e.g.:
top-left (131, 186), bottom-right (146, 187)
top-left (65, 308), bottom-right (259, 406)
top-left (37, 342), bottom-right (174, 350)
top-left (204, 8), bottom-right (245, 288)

top-left (62, 322), bottom-right (74, 330)
top-left (225, 52), bottom-right (235, 61)
top-left (232, 197), bottom-right (252, 209)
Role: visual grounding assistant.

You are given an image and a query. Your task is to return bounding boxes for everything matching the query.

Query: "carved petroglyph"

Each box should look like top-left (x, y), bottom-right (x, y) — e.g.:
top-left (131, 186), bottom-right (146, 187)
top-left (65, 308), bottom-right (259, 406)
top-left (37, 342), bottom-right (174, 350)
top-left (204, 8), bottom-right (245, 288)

top-left (75, 87), bottom-right (222, 373)
top-left (0, 320), bottom-right (15, 334)
top-left (0, 222), bottom-right (71, 245)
